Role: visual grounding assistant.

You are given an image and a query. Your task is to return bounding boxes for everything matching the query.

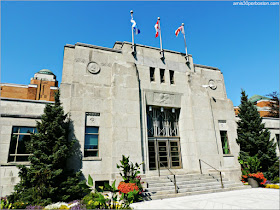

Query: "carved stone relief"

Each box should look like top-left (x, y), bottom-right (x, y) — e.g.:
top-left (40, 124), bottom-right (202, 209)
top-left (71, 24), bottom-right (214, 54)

top-left (146, 91), bottom-right (181, 108)
top-left (87, 62), bottom-right (101, 74)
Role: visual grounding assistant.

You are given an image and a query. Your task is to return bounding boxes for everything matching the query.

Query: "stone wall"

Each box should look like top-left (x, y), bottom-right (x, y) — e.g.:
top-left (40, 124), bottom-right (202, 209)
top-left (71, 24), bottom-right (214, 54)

top-left (0, 98), bottom-right (51, 197)
top-left (60, 42), bottom-right (241, 186)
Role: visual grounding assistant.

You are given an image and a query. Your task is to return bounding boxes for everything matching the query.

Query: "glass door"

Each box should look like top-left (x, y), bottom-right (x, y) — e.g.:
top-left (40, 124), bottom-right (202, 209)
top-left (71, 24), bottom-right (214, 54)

top-left (148, 141), bottom-right (156, 170)
top-left (158, 140), bottom-right (169, 169)
top-left (170, 140), bottom-right (181, 168)
top-left (148, 138), bottom-right (182, 170)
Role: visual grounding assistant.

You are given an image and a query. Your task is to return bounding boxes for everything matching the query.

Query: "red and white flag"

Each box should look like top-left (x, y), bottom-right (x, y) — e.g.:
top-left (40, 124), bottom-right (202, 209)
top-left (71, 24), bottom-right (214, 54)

top-left (175, 25), bottom-right (184, 37)
top-left (154, 20), bottom-right (159, 38)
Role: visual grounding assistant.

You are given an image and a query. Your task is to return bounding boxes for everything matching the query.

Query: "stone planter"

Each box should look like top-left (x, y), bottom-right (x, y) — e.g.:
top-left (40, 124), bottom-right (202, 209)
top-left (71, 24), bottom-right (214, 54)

top-left (248, 178), bottom-right (259, 188)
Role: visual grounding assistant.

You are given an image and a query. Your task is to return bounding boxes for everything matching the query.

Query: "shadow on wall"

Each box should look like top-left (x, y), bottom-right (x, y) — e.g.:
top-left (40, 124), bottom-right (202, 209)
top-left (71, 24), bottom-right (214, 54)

top-left (67, 119), bottom-right (86, 181)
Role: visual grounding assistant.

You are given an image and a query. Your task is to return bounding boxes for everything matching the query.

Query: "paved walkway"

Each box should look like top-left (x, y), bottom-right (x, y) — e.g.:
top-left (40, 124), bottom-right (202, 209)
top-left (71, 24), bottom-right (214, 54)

top-left (131, 188), bottom-right (279, 209)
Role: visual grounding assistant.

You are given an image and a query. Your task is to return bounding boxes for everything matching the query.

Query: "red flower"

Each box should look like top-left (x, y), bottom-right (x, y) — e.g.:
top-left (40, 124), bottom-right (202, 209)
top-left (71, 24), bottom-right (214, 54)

top-left (118, 182), bottom-right (139, 194)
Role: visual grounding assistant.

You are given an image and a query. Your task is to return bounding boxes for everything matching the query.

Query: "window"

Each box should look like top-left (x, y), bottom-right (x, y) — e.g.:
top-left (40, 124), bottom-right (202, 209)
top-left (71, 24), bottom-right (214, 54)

top-left (8, 126), bottom-right (37, 162)
top-left (169, 70), bottom-right (174, 84)
top-left (220, 131), bottom-right (230, 154)
top-left (147, 106), bottom-right (180, 137)
top-left (95, 180), bottom-right (109, 192)
top-left (150, 67), bottom-right (155, 82)
top-left (160, 69), bottom-right (165, 83)
top-left (85, 126), bottom-right (99, 157)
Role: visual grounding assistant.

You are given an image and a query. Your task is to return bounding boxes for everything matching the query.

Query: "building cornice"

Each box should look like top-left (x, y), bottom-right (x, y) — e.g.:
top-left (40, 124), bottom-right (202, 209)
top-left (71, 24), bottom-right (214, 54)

top-left (1, 114), bottom-right (41, 119)
top-left (0, 97), bottom-right (54, 104)
top-left (194, 64), bottom-right (220, 71)
top-left (65, 42), bottom-right (122, 53)
top-left (0, 83), bottom-right (29, 88)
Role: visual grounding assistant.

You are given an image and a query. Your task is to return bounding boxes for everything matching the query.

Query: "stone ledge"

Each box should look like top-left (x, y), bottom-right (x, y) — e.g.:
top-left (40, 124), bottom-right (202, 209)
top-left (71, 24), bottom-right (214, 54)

top-left (1, 162), bottom-right (30, 166)
top-left (82, 157), bottom-right (102, 161)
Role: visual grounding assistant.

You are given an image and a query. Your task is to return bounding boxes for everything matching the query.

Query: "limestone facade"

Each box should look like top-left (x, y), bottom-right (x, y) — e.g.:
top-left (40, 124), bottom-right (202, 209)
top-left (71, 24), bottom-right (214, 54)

top-left (60, 42), bottom-right (241, 187)
top-left (1, 41), bottom-right (251, 196)
top-left (0, 98), bottom-right (53, 197)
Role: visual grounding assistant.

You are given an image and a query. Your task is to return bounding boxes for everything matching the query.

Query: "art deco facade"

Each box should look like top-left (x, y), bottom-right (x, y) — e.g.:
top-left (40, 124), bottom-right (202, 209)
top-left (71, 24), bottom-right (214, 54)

top-left (1, 41), bottom-right (249, 196)
top-left (60, 42), bottom-right (241, 187)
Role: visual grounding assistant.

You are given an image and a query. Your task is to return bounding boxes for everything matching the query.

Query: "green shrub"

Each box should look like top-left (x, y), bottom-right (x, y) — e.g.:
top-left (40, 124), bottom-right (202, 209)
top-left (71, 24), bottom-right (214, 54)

top-left (11, 201), bottom-right (29, 209)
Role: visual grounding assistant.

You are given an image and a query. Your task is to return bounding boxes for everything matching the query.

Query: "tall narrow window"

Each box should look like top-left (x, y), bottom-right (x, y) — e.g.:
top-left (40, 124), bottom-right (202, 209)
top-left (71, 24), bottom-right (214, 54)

top-left (160, 69), bottom-right (165, 83)
top-left (85, 126), bottom-right (99, 157)
top-left (169, 70), bottom-right (174, 84)
top-left (220, 131), bottom-right (230, 154)
top-left (8, 126), bottom-right (37, 162)
top-left (150, 67), bottom-right (155, 82)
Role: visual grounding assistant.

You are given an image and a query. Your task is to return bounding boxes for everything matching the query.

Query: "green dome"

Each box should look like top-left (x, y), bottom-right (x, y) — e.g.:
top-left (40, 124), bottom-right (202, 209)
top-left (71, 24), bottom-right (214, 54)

top-left (37, 69), bottom-right (54, 75)
top-left (249, 95), bottom-right (270, 103)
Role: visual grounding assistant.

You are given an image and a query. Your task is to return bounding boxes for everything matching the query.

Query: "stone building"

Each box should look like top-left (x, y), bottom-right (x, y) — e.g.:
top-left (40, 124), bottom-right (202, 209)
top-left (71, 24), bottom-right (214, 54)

top-left (0, 70), bottom-right (58, 196)
top-left (1, 41), bottom-right (246, 197)
top-left (60, 42), bottom-right (241, 187)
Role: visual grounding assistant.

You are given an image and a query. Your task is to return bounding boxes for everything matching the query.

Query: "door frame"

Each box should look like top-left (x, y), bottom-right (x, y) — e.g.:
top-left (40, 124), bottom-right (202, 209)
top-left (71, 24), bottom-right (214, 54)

top-left (148, 137), bottom-right (182, 170)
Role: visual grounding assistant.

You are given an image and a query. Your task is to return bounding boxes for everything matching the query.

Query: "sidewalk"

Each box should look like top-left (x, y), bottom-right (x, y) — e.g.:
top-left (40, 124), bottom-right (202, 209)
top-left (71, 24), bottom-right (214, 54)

top-left (131, 188), bottom-right (279, 209)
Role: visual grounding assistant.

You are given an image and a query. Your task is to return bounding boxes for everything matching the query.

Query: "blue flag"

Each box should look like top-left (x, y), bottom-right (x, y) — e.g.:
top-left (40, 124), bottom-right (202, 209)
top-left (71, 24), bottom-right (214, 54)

top-left (131, 18), bottom-right (140, 35)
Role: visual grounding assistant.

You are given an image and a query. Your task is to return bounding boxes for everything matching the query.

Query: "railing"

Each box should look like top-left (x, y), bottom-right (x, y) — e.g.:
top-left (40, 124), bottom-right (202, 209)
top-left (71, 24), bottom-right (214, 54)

top-left (199, 159), bottom-right (224, 188)
top-left (158, 162), bottom-right (178, 193)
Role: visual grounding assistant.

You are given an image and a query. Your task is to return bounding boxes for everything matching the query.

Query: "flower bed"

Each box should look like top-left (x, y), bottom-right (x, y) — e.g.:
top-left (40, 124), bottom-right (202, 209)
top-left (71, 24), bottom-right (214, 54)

top-left (242, 172), bottom-right (267, 187)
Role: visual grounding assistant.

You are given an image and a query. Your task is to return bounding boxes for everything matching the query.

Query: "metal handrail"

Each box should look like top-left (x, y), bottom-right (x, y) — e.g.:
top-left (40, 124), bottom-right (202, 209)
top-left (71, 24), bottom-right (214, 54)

top-left (158, 162), bottom-right (178, 193)
top-left (199, 159), bottom-right (224, 188)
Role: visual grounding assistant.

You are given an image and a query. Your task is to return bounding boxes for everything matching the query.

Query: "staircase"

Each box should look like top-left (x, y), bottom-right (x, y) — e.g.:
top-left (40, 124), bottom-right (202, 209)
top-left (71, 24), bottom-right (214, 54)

top-left (142, 173), bottom-right (250, 200)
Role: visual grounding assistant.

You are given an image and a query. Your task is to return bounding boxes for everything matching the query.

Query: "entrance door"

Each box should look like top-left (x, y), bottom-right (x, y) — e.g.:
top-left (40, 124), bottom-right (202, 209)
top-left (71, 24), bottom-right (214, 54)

top-left (158, 140), bottom-right (169, 168)
top-left (148, 138), bottom-right (182, 170)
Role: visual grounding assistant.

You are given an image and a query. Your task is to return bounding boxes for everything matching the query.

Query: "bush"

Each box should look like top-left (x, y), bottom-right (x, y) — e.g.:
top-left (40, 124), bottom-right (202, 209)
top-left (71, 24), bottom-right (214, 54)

top-left (8, 92), bottom-right (90, 206)
top-left (118, 182), bottom-right (139, 194)
top-left (242, 172), bottom-right (267, 187)
top-left (1, 197), bottom-right (12, 209)
top-left (264, 160), bottom-right (279, 182)
top-left (81, 180), bottom-right (131, 209)
top-left (116, 155), bottom-right (143, 203)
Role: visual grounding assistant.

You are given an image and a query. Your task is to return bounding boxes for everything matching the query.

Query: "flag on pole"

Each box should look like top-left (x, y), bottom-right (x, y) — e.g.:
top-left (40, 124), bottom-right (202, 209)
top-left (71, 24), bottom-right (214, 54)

top-left (175, 25), bottom-right (185, 37)
top-left (131, 18), bottom-right (140, 35)
top-left (154, 20), bottom-right (159, 38)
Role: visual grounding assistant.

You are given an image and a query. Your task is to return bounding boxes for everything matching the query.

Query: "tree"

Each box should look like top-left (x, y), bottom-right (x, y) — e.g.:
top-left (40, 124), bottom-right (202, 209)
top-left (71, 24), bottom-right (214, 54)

top-left (236, 90), bottom-right (278, 174)
top-left (266, 91), bottom-right (279, 118)
top-left (8, 91), bottom-right (89, 206)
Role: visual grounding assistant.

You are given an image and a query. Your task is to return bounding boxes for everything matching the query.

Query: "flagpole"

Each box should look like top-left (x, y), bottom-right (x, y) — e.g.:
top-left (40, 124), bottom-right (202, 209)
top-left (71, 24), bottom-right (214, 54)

top-left (182, 23), bottom-right (189, 62)
top-left (130, 10), bottom-right (135, 52)
top-left (158, 17), bottom-right (163, 56)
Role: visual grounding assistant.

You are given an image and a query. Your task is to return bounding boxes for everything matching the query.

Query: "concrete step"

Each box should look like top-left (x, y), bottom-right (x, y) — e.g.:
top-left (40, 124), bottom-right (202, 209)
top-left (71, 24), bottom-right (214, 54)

top-left (147, 180), bottom-right (235, 192)
top-left (146, 182), bottom-right (238, 195)
top-left (143, 185), bottom-right (251, 201)
top-left (141, 172), bottom-right (249, 201)
top-left (144, 174), bottom-right (223, 183)
top-left (147, 178), bottom-right (229, 188)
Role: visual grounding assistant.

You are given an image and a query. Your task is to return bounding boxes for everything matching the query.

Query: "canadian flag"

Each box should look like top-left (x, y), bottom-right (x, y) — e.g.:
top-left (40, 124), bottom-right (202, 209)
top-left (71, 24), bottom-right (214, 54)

top-left (175, 25), bottom-right (184, 37)
top-left (154, 20), bottom-right (159, 38)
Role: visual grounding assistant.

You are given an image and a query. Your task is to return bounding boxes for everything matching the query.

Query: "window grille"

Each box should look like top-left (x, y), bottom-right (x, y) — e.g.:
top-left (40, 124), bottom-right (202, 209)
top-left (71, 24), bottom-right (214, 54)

top-left (147, 107), bottom-right (179, 137)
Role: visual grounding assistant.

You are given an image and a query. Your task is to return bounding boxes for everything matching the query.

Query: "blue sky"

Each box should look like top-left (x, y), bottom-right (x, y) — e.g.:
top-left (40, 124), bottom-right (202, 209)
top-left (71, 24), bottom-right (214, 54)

top-left (1, 1), bottom-right (279, 106)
